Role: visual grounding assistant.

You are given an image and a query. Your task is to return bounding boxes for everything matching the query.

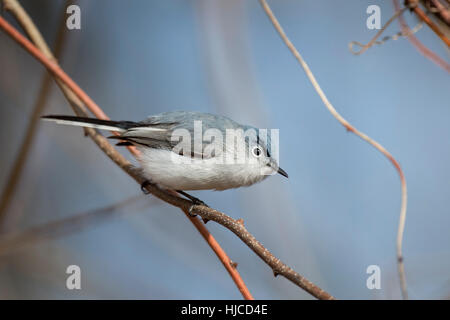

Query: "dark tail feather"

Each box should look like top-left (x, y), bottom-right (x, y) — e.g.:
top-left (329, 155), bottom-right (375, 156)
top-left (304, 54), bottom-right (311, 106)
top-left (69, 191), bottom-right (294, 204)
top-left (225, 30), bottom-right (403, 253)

top-left (41, 115), bottom-right (139, 131)
top-left (115, 141), bottom-right (133, 146)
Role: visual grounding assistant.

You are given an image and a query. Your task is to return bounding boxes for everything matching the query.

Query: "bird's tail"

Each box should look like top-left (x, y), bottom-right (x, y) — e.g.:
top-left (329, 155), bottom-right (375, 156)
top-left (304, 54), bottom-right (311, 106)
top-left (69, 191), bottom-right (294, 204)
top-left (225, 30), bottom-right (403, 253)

top-left (41, 115), bottom-right (139, 132)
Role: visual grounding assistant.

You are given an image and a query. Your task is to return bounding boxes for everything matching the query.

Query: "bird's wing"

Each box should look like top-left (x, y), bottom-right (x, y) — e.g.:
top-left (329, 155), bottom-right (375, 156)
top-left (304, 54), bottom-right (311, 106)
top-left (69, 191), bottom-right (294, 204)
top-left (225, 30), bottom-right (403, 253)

top-left (112, 121), bottom-right (225, 159)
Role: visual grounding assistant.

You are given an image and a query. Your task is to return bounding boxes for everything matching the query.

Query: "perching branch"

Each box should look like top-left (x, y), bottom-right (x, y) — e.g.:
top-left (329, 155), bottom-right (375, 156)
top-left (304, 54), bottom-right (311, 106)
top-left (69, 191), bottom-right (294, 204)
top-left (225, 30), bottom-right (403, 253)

top-left (259, 0), bottom-right (408, 299)
top-left (0, 2), bottom-right (335, 300)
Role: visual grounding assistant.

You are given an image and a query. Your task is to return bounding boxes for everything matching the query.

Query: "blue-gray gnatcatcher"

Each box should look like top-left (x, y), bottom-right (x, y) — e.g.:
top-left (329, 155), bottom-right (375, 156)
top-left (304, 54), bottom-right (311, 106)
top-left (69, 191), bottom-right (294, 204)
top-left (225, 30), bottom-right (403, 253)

top-left (42, 111), bottom-right (287, 207)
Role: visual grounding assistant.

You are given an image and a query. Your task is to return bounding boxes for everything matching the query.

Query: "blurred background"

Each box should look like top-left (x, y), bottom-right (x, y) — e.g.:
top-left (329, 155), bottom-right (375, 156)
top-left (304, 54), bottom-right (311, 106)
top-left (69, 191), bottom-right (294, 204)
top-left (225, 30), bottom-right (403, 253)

top-left (0, 0), bottom-right (449, 299)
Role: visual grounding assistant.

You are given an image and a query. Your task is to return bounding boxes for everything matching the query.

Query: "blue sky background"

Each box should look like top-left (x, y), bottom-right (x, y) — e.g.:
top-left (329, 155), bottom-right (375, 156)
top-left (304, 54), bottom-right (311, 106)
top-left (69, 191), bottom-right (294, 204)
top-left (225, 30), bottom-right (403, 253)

top-left (0, 0), bottom-right (449, 299)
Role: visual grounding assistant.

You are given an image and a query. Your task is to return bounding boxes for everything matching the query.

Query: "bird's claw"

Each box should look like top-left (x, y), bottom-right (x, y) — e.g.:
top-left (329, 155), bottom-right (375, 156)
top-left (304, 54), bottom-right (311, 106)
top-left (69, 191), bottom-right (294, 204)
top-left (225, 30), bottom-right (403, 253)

top-left (140, 180), bottom-right (151, 195)
top-left (186, 197), bottom-right (210, 222)
top-left (187, 205), bottom-right (197, 217)
top-left (187, 198), bottom-right (209, 218)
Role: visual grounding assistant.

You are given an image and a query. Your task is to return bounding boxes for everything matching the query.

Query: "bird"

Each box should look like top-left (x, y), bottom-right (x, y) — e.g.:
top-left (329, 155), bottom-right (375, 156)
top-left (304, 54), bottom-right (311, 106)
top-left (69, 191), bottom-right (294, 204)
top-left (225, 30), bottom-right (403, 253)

top-left (42, 111), bottom-right (288, 212)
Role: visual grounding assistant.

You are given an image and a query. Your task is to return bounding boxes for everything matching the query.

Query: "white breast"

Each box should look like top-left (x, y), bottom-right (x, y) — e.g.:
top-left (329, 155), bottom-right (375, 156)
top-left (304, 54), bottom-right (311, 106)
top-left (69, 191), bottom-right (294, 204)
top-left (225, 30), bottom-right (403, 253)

top-left (137, 147), bottom-right (269, 190)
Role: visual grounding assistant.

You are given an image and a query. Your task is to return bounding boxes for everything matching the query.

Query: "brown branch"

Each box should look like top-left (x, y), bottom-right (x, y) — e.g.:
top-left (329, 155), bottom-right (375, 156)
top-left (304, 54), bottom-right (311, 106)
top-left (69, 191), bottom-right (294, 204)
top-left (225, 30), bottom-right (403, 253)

top-left (393, 0), bottom-right (450, 73)
top-left (429, 0), bottom-right (450, 24)
top-left (0, 0), bottom-right (71, 229)
top-left (407, 0), bottom-right (450, 47)
top-left (259, 0), bottom-right (409, 299)
top-left (0, 2), bottom-right (335, 299)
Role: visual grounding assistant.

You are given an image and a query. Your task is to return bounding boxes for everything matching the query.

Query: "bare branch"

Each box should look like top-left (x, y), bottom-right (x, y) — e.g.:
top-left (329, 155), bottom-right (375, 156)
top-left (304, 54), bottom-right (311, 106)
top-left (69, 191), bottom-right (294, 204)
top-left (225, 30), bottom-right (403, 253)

top-left (428, 0), bottom-right (450, 25)
top-left (407, 0), bottom-right (450, 47)
top-left (393, 0), bottom-right (450, 73)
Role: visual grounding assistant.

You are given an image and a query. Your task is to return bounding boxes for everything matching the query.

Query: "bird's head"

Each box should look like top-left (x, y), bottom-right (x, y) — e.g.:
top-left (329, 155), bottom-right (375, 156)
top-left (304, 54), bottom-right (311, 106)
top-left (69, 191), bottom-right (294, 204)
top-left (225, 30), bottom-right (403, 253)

top-left (244, 127), bottom-right (288, 178)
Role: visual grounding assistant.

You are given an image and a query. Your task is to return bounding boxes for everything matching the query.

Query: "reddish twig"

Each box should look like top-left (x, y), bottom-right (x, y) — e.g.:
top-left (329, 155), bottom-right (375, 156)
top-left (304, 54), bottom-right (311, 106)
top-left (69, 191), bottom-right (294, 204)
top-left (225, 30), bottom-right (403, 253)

top-left (259, 0), bottom-right (408, 299)
top-left (429, 0), bottom-right (450, 24)
top-left (407, 0), bottom-right (450, 47)
top-left (393, 1), bottom-right (450, 74)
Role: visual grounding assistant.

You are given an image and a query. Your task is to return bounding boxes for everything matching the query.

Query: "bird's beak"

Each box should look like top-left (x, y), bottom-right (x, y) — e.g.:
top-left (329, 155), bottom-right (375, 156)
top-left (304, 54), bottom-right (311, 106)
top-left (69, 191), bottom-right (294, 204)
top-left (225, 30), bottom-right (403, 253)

top-left (277, 167), bottom-right (288, 178)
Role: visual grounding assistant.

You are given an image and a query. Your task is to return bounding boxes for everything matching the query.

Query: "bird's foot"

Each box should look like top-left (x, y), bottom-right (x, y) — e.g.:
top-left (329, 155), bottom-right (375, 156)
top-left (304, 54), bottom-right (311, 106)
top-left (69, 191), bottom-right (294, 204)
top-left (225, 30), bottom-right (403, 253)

top-left (176, 190), bottom-right (209, 219)
top-left (187, 198), bottom-right (209, 219)
top-left (140, 180), bottom-right (151, 195)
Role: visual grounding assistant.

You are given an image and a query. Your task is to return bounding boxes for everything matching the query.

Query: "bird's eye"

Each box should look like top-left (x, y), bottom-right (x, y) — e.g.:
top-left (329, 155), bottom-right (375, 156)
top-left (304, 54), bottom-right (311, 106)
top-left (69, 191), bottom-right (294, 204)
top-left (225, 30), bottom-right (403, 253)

top-left (252, 146), bottom-right (262, 157)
